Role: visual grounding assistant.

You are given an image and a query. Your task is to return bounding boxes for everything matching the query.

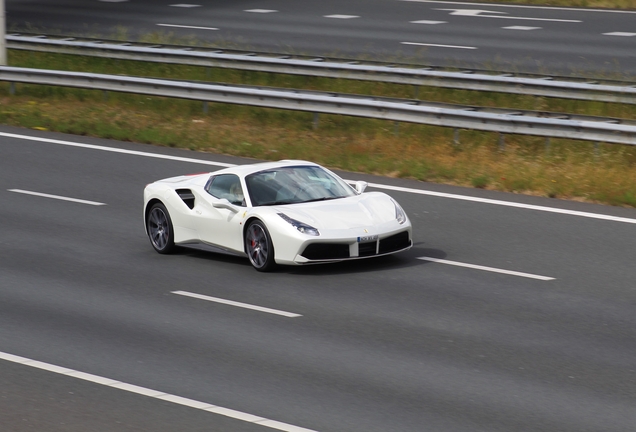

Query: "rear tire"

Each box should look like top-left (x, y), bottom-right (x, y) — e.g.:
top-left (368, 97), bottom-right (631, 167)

top-left (146, 203), bottom-right (175, 254)
top-left (245, 220), bottom-right (276, 272)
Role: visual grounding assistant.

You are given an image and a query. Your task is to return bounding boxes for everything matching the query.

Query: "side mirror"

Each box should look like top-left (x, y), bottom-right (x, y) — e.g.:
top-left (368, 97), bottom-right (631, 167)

top-left (213, 199), bottom-right (240, 213)
top-left (355, 181), bottom-right (368, 194)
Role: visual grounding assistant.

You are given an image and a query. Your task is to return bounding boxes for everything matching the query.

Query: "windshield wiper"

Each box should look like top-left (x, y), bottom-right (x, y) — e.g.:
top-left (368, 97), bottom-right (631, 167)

top-left (301, 196), bottom-right (342, 203)
top-left (258, 200), bottom-right (295, 206)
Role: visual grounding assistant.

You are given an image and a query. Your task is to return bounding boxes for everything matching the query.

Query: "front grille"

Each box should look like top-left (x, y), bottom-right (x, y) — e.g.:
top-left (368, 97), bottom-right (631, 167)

top-left (379, 231), bottom-right (411, 254)
top-left (358, 241), bottom-right (377, 257)
top-left (301, 243), bottom-right (350, 260)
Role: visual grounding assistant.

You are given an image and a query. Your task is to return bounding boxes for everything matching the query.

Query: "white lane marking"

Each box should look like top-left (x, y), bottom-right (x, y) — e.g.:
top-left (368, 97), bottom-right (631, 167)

top-left (400, 0), bottom-right (636, 14)
top-left (410, 20), bottom-right (447, 24)
top-left (8, 189), bottom-right (106, 206)
top-left (169, 4), bottom-right (201, 7)
top-left (440, 9), bottom-right (505, 16)
top-left (324, 14), bottom-right (359, 19)
top-left (503, 26), bottom-right (541, 30)
top-left (172, 291), bottom-right (302, 318)
top-left (358, 181), bottom-right (636, 225)
top-left (99, 0), bottom-right (129, 2)
top-left (4, 131), bottom-right (636, 225)
top-left (417, 257), bottom-right (555, 280)
top-left (245, 9), bottom-right (278, 13)
top-left (603, 32), bottom-right (636, 37)
top-left (401, 41), bottom-right (477, 49)
top-left (157, 23), bottom-right (218, 31)
top-left (0, 351), bottom-right (317, 432)
top-left (436, 8), bottom-right (581, 23)
top-left (0, 132), bottom-right (235, 168)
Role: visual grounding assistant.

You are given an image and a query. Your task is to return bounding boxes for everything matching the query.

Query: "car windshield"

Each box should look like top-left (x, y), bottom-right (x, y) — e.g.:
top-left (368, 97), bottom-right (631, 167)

top-left (246, 165), bottom-right (357, 206)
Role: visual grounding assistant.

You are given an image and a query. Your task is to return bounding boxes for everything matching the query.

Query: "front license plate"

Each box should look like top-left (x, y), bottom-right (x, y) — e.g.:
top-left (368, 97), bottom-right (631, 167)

top-left (357, 235), bottom-right (378, 242)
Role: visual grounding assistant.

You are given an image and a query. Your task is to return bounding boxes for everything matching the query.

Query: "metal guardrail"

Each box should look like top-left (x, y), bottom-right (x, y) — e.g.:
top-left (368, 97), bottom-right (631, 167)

top-left (2, 67), bottom-right (636, 145)
top-left (7, 34), bottom-right (636, 105)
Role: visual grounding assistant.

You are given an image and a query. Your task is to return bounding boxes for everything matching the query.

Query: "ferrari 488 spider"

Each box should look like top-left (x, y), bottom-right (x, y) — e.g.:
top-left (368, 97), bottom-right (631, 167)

top-left (144, 160), bottom-right (412, 271)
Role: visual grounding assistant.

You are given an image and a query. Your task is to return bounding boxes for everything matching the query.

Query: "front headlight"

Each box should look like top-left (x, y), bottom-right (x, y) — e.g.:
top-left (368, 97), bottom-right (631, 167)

top-left (392, 199), bottom-right (407, 225)
top-left (278, 213), bottom-right (320, 236)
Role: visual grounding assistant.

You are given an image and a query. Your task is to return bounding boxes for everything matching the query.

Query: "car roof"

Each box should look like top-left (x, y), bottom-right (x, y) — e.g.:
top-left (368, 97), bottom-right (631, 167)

top-left (212, 160), bottom-right (321, 178)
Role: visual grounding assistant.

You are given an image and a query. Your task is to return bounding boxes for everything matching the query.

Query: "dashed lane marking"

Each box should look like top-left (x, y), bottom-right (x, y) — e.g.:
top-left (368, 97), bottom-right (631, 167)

top-left (410, 20), bottom-right (447, 24)
top-left (503, 26), bottom-right (541, 30)
top-left (324, 15), bottom-right (359, 19)
top-left (172, 291), bottom-right (303, 318)
top-left (157, 23), bottom-right (218, 31)
top-left (8, 189), bottom-right (106, 206)
top-left (417, 257), bottom-right (555, 280)
top-left (603, 32), bottom-right (636, 37)
top-left (401, 41), bottom-right (477, 49)
top-left (435, 8), bottom-right (581, 23)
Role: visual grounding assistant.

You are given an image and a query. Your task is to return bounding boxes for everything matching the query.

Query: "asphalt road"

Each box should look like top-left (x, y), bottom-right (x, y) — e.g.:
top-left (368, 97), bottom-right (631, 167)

top-left (6, 0), bottom-right (636, 75)
top-left (1, 125), bottom-right (636, 431)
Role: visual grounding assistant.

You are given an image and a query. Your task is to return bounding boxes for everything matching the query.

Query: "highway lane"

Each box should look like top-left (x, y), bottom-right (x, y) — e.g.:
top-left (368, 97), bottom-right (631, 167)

top-left (1, 126), bottom-right (636, 431)
top-left (6, 0), bottom-right (636, 75)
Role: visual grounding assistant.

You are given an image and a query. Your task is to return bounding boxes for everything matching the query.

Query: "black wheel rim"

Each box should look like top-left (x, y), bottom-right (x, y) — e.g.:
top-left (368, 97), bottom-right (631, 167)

top-left (148, 207), bottom-right (170, 250)
top-left (246, 223), bottom-right (269, 268)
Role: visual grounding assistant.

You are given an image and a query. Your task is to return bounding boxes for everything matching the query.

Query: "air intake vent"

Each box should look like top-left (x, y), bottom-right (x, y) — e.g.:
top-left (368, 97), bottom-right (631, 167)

top-left (301, 243), bottom-right (350, 260)
top-left (176, 189), bottom-right (195, 209)
top-left (379, 231), bottom-right (411, 254)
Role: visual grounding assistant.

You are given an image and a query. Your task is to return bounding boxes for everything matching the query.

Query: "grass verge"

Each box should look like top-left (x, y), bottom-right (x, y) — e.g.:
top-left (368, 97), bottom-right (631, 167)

top-left (4, 50), bottom-right (636, 208)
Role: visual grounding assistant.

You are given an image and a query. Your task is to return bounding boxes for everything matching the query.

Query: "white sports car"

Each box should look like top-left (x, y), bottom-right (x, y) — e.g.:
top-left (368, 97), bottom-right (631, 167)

top-left (143, 160), bottom-right (412, 271)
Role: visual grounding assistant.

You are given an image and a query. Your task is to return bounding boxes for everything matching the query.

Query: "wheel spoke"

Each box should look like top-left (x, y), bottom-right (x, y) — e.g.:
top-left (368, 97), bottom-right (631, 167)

top-left (156, 232), bottom-right (165, 248)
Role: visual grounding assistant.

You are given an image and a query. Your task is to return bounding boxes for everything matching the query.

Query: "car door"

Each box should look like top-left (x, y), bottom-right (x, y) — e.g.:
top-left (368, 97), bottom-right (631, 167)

top-left (193, 174), bottom-right (246, 253)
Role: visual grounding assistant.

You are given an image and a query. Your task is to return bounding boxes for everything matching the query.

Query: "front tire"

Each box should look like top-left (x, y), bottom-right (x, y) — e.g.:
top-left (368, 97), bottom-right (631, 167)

top-left (245, 220), bottom-right (276, 272)
top-left (146, 203), bottom-right (175, 254)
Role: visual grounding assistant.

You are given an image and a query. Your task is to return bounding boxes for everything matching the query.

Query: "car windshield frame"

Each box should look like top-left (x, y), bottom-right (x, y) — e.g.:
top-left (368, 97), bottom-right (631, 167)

top-left (245, 165), bottom-right (357, 206)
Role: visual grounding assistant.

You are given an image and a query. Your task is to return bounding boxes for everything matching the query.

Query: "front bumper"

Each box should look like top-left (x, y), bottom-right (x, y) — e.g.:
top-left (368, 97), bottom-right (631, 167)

top-left (289, 228), bottom-right (412, 265)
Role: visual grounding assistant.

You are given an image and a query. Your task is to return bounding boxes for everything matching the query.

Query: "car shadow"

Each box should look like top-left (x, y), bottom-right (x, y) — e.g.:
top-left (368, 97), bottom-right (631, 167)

top-left (170, 242), bottom-right (447, 275)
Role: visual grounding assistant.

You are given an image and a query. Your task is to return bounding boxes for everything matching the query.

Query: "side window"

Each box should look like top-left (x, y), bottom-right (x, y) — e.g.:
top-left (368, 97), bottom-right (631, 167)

top-left (206, 174), bottom-right (245, 206)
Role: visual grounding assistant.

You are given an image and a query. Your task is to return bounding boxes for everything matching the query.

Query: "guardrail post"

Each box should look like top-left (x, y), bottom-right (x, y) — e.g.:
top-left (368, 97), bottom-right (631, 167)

top-left (9, 82), bottom-right (14, 95)
top-left (103, 90), bottom-right (108, 102)
top-left (0, 0), bottom-right (6, 66)
top-left (394, 121), bottom-right (399, 136)
top-left (313, 113), bottom-right (319, 129)
top-left (545, 137), bottom-right (551, 155)
top-left (203, 101), bottom-right (208, 114)
top-left (498, 133), bottom-right (505, 151)
top-left (453, 128), bottom-right (460, 146)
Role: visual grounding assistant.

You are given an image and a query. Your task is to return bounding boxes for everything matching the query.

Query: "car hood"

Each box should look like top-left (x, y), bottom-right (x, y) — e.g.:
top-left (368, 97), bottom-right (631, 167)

top-left (274, 192), bottom-right (397, 230)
